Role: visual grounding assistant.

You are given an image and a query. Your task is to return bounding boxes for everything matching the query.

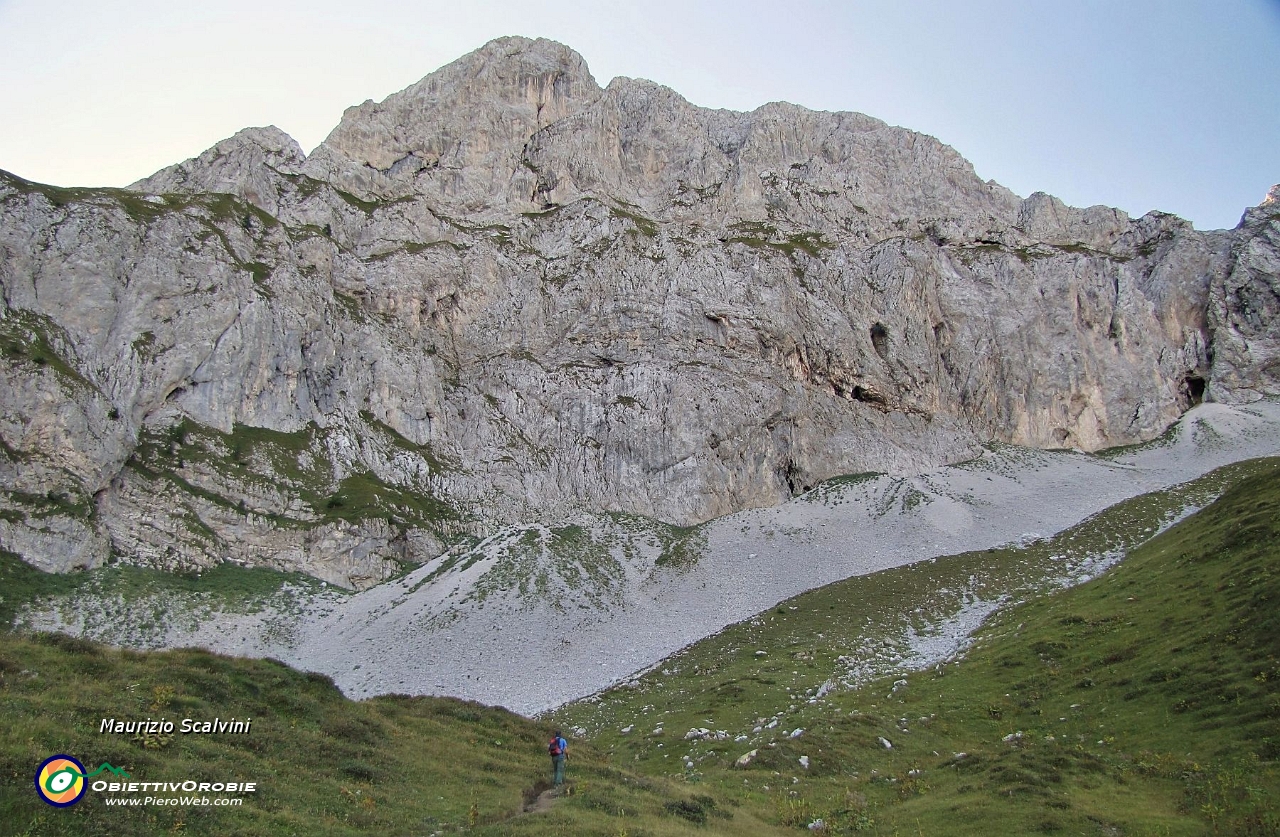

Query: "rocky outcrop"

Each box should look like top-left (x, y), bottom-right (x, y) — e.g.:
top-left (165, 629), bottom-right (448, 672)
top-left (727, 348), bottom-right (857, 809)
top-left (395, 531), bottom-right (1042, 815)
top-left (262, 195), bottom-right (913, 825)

top-left (1207, 185), bottom-right (1280, 402)
top-left (303, 37), bottom-right (602, 216)
top-left (133, 126), bottom-right (307, 218)
top-left (1, 37), bottom-right (1276, 586)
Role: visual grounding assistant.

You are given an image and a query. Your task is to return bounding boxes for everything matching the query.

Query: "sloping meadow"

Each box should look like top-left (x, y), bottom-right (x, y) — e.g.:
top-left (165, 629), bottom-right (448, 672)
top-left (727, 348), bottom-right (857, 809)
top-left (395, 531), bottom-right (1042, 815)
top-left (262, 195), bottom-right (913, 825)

top-left (553, 457), bottom-right (1280, 834)
top-left (0, 626), bottom-right (774, 836)
top-left (2, 460), bottom-right (1278, 834)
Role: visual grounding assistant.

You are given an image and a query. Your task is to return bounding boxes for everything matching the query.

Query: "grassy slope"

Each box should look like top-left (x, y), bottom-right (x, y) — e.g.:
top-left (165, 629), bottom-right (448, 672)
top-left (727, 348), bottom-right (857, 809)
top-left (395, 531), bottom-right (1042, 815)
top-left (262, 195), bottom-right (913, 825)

top-left (2, 458), bottom-right (1277, 835)
top-left (0, 530), bottom-right (773, 835)
top-left (557, 458), bottom-right (1280, 835)
top-left (0, 553), bottom-right (331, 638)
top-left (0, 628), bottom-right (779, 837)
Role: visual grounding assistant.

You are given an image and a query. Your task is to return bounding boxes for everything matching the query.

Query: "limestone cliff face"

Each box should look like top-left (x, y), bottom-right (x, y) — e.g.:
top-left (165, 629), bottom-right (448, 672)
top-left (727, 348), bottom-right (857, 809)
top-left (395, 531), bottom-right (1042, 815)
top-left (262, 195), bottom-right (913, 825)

top-left (304, 37), bottom-right (603, 216)
top-left (1207, 186), bottom-right (1280, 403)
top-left (1, 37), bottom-right (1275, 586)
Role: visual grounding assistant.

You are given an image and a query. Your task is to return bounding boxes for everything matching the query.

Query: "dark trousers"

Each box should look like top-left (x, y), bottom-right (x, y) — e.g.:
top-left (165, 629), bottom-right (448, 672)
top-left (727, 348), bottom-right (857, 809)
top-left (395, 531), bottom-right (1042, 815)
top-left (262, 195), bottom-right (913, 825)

top-left (551, 754), bottom-right (565, 786)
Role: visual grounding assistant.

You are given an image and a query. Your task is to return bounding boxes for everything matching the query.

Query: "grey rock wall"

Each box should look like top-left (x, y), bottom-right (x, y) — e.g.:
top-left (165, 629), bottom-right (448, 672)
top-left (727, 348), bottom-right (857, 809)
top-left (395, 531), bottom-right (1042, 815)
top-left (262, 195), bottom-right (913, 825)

top-left (1, 37), bottom-right (1275, 586)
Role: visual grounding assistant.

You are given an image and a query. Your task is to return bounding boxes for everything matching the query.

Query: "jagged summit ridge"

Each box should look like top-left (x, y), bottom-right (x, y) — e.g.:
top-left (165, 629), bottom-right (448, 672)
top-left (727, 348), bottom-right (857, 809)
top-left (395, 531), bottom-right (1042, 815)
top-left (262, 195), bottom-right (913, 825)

top-left (138, 35), bottom-right (1022, 235)
top-left (2, 37), bottom-right (1277, 587)
top-left (305, 37), bottom-right (603, 212)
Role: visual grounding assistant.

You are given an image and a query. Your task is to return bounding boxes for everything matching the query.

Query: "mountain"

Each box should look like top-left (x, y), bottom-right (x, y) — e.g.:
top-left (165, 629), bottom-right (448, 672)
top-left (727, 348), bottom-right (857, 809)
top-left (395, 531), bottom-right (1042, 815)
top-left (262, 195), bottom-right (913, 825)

top-left (1, 36), bottom-right (1278, 589)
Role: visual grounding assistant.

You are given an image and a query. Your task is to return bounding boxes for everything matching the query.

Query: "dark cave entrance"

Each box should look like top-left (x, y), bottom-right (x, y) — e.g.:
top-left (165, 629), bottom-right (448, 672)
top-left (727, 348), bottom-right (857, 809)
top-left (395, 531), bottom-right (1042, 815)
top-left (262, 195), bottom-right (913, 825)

top-left (870, 322), bottom-right (889, 360)
top-left (1185, 375), bottom-right (1206, 406)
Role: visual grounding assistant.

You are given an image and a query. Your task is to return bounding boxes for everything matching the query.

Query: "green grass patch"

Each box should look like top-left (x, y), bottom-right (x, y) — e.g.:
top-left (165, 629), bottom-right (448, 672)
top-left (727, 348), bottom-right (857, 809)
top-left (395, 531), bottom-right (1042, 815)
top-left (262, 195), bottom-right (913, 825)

top-left (124, 417), bottom-right (464, 543)
top-left (332, 188), bottom-right (379, 214)
top-left (330, 291), bottom-right (367, 324)
top-left (0, 550), bottom-right (87, 630)
top-left (1, 170), bottom-right (281, 233)
top-left (952, 240), bottom-right (1133, 268)
top-left (557, 457), bottom-right (1280, 835)
top-left (1, 309), bottom-right (98, 392)
top-left (724, 222), bottom-right (833, 259)
top-left (2, 487), bottom-right (95, 523)
top-left (357, 411), bottom-right (456, 474)
top-left (609, 205), bottom-right (659, 237)
top-left (282, 173), bottom-right (329, 201)
top-left (462, 524), bottom-right (627, 609)
top-left (126, 420), bottom-right (329, 518)
top-left (0, 630), bottom-right (766, 835)
top-left (321, 472), bottom-right (458, 529)
top-left (1, 546), bottom-right (337, 630)
top-left (364, 239), bottom-right (466, 262)
top-left (1094, 420), bottom-right (1183, 460)
top-left (652, 524), bottom-right (708, 571)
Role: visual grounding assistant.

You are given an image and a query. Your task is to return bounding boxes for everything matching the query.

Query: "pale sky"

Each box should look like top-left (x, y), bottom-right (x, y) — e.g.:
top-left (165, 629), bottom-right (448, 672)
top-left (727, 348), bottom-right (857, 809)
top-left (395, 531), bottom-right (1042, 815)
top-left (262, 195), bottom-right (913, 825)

top-left (1, 0), bottom-right (1276, 230)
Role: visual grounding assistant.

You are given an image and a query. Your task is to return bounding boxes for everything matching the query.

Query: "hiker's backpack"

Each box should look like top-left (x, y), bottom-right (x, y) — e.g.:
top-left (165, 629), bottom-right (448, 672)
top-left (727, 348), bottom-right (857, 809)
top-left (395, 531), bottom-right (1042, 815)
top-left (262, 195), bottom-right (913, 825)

top-left (548, 737), bottom-right (564, 756)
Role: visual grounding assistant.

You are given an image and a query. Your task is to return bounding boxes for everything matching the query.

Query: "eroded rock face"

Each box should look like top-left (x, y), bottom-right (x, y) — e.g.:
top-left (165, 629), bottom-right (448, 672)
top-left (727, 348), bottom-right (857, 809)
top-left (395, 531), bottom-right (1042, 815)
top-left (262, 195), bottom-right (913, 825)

top-left (1, 37), bottom-right (1275, 585)
top-left (1207, 186), bottom-right (1280, 403)
top-left (303, 37), bottom-right (603, 215)
top-left (132, 126), bottom-right (307, 218)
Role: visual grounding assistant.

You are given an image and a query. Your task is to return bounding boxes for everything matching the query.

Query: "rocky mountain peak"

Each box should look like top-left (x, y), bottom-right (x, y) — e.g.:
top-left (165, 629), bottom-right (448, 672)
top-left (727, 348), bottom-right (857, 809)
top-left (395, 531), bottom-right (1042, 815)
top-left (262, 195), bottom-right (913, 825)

top-left (2, 38), bottom-right (1277, 588)
top-left (131, 125), bottom-right (306, 216)
top-left (1240, 183), bottom-right (1280, 228)
top-left (301, 36), bottom-right (602, 211)
top-left (517, 69), bottom-right (1023, 243)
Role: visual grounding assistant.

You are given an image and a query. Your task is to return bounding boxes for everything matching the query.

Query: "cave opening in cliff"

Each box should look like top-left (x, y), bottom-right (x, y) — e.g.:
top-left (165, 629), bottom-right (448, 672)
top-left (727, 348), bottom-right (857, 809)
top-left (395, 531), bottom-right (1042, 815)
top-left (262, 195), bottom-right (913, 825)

top-left (783, 460), bottom-right (814, 497)
top-left (1185, 375), bottom-right (1206, 406)
top-left (870, 322), bottom-right (889, 359)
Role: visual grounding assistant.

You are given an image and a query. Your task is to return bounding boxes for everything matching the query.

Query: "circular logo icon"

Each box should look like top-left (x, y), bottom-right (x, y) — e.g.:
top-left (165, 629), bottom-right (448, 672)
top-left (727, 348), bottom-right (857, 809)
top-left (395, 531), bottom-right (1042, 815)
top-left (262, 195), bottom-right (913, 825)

top-left (35, 755), bottom-right (87, 807)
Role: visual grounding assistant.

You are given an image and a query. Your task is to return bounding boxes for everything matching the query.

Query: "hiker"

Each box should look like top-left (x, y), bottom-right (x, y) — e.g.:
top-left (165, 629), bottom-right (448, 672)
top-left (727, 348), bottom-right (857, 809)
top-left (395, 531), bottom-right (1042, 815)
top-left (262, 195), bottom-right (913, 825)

top-left (548, 729), bottom-right (568, 788)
